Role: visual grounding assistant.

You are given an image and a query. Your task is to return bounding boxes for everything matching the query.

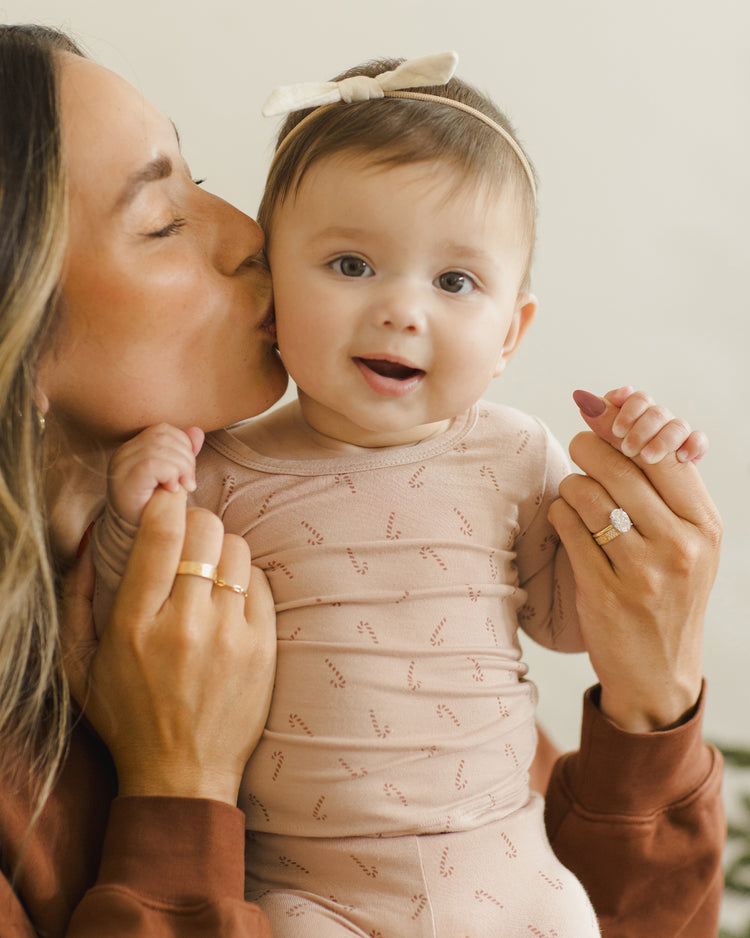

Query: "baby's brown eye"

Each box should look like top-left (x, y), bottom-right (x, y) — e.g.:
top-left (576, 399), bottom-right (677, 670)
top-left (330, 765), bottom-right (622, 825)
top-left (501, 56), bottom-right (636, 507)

top-left (438, 271), bottom-right (470, 294)
top-left (333, 256), bottom-right (372, 277)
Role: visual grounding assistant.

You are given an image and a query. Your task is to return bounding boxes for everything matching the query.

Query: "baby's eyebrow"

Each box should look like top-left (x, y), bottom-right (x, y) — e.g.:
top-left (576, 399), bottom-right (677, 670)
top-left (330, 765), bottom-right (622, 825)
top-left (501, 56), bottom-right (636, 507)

top-left (113, 154), bottom-right (174, 214)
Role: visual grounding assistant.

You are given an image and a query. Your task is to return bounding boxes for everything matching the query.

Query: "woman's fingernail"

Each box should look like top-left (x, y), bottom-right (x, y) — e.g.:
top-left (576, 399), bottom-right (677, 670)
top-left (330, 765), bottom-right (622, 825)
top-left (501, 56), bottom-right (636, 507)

top-left (76, 521), bottom-right (94, 558)
top-left (573, 389), bottom-right (606, 417)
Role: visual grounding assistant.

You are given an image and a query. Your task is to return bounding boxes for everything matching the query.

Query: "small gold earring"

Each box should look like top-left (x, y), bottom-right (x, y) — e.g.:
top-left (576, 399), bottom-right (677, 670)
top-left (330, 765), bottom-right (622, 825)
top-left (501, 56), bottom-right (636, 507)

top-left (35, 406), bottom-right (46, 433)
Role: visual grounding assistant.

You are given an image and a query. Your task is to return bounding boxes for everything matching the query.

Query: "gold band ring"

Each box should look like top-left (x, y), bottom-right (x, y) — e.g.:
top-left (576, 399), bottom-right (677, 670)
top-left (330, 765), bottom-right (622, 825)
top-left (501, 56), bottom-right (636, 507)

top-left (175, 561), bottom-right (218, 581)
top-left (214, 577), bottom-right (249, 598)
top-left (592, 508), bottom-right (633, 546)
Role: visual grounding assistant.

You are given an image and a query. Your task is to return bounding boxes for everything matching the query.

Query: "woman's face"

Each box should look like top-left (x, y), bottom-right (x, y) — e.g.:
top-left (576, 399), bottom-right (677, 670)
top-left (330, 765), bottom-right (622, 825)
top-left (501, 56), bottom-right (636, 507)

top-left (38, 53), bottom-right (287, 444)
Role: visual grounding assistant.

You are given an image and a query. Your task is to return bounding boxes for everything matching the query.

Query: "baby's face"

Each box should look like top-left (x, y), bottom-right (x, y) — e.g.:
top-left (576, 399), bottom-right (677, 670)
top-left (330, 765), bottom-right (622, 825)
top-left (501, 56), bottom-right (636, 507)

top-left (267, 154), bottom-right (535, 447)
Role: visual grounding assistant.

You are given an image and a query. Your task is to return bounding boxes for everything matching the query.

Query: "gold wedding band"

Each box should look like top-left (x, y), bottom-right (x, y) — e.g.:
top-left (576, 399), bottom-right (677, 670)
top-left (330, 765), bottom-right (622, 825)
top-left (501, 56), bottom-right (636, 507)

top-left (592, 508), bottom-right (633, 546)
top-left (175, 561), bottom-right (218, 581)
top-left (214, 577), bottom-right (249, 598)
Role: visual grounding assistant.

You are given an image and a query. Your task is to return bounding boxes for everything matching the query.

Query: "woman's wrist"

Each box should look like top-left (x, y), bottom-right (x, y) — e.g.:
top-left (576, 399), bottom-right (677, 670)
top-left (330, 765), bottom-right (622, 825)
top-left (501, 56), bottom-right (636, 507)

top-left (598, 678), bottom-right (703, 733)
top-left (116, 757), bottom-right (243, 805)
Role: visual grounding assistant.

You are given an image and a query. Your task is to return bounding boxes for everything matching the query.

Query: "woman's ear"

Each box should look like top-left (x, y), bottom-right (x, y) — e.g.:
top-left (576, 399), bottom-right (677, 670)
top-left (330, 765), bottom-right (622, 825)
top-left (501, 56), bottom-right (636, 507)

top-left (34, 387), bottom-right (50, 418)
top-left (492, 292), bottom-right (537, 377)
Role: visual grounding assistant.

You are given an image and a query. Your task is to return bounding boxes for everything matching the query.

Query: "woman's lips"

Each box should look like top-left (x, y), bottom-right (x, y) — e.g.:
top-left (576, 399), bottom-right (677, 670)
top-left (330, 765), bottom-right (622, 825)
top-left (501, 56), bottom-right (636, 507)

top-left (354, 356), bottom-right (425, 397)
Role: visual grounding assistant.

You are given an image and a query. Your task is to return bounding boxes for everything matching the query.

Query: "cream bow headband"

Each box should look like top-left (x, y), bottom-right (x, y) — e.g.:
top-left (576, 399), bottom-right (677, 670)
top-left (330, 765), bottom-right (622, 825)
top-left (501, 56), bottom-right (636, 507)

top-left (262, 52), bottom-right (536, 201)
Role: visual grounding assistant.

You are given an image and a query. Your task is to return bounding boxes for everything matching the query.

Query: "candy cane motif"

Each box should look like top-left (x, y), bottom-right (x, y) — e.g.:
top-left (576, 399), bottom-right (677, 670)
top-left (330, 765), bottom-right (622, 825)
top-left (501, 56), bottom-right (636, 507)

top-left (324, 657), bottom-right (346, 688)
top-left (256, 492), bottom-right (273, 517)
top-left (437, 704), bottom-right (461, 727)
top-left (357, 620), bottom-right (379, 644)
top-left (279, 856), bottom-right (310, 875)
top-left (383, 782), bottom-right (408, 806)
top-left (453, 507), bottom-right (473, 537)
top-left (334, 473), bottom-right (357, 494)
top-left (346, 547), bottom-right (369, 575)
top-left (338, 757), bottom-right (368, 779)
top-left (537, 871), bottom-right (564, 891)
top-left (312, 795), bottom-right (327, 821)
top-left (300, 520), bottom-right (323, 545)
top-left (500, 831), bottom-right (517, 858)
top-left (409, 465), bottom-right (426, 488)
top-left (369, 709), bottom-right (391, 738)
top-left (289, 713), bottom-right (314, 736)
top-left (430, 617), bottom-right (447, 646)
top-left (407, 660), bottom-right (422, 691)
top-left (474, 889), bottom-right (504, 908)
top-left (480, 464), bottom-right (500, 492)
top-left (245, 793), bottom-right (270, 823)
top-left (419, 546), bottom-right (448, 571)
top-left (349, 855), bottom-right (378, 878)
top-left (467, 656), bottom-right (485, 682)
top-left (271, 750), bottom-right (285, 781)
top-left (439, 846), bottom-right (454, 877)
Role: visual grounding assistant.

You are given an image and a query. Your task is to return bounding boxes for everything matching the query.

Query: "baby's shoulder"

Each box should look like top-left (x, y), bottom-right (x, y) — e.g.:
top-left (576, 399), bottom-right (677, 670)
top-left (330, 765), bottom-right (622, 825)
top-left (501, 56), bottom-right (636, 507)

top-left (474, 399), bottom-right (551, 447)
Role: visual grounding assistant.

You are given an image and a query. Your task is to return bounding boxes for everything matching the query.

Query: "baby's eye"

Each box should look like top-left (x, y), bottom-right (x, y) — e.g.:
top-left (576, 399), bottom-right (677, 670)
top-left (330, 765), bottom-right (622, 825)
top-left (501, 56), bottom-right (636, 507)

top-left (331, 256), bottom-right (373, 278)
top-left (437, 271), bottom-right (475, 295)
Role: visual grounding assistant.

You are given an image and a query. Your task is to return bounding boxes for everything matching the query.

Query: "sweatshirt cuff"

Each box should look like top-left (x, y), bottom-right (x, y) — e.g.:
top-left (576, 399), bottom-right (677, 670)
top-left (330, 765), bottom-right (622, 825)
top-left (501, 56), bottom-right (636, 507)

top-left (563, 681), bottom-right (715, 816)
top-left (98, 796), bottom-right (246, 902)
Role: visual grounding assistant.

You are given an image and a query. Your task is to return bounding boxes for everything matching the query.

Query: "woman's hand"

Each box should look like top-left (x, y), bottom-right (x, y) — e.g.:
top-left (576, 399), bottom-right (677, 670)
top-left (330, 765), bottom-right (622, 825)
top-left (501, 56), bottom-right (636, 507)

top-left (549, 389), bottom-right (722, 732)
top-left (61, 486), bottom-right (277, 804)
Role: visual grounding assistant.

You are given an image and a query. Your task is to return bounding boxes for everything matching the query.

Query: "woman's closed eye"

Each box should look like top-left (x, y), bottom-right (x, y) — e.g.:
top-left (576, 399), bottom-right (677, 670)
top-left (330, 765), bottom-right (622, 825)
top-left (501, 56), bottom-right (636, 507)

top-left (148, 217), bottom-right (186, 239)
top-left (436, 271), bottom-right (477, 295)
top-left (330, 255), bottom-right (373, 278)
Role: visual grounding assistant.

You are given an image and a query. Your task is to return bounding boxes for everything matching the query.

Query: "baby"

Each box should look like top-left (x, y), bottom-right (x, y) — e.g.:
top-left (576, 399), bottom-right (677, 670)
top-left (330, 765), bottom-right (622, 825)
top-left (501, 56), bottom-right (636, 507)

top-left (92, 53), bottom-right (706, 938)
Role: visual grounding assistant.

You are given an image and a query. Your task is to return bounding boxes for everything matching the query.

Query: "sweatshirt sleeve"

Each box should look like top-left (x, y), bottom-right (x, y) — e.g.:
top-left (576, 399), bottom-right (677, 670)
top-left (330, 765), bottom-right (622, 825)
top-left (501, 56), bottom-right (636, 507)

top-left (66, 797), bottom-right (271, 938)
top-left (544, 684), bottom-right (725, 938)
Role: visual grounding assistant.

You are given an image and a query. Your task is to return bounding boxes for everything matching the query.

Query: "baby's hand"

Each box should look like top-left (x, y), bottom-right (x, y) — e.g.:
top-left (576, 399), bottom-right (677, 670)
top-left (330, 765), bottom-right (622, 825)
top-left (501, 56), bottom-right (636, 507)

top-left (579, 386), bottom-right (707, 465)
top-left (108, 424), bottom-right (205, 526)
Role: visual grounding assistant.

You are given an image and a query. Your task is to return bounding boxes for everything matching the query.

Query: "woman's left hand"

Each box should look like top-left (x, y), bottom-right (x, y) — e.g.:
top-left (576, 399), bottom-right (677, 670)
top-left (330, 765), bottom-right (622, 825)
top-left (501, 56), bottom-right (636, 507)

top-left (548, 389), bottom-right (722, 732)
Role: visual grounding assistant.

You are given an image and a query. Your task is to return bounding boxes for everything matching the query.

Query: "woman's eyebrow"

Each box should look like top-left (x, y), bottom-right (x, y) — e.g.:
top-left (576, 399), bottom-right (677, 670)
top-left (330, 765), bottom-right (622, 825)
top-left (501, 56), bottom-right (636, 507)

top-left (113, 154), bottom-right (173, 214)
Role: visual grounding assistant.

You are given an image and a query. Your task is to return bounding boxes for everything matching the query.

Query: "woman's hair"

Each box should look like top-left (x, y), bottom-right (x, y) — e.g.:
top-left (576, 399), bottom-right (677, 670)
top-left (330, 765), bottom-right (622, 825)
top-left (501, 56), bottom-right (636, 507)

top-left (258, 57), bottom-right (538, 282)
top-left (0, 25), bottom-right (85, 822)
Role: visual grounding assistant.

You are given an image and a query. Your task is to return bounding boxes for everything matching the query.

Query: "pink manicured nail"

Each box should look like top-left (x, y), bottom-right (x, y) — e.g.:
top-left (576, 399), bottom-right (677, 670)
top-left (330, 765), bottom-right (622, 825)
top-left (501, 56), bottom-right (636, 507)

top-left (573, 389), bottom-right (606, 418)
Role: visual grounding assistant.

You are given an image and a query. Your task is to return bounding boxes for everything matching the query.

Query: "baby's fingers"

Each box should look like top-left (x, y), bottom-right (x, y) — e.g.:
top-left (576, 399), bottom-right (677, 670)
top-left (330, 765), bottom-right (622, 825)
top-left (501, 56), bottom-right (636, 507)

top-left (676, 429), bottom-right (709, 464)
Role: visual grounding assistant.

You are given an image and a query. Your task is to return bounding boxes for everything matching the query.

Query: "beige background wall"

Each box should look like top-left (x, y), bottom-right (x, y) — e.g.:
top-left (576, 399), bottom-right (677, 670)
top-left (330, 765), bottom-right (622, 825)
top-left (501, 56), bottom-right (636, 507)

top-left (3, 0), bottom-right (747, 751)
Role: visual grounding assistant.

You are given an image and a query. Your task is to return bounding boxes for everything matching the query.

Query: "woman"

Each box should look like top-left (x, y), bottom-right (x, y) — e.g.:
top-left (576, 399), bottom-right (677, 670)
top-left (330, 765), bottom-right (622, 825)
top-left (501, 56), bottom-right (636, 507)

top-left (0, 24), bottom-right (724, 938)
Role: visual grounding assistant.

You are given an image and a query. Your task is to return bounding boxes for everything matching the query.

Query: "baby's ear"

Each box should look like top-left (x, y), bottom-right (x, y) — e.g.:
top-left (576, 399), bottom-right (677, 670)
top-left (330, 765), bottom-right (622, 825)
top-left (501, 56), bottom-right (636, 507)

top-left (492, 293), bottom-right (537, 377)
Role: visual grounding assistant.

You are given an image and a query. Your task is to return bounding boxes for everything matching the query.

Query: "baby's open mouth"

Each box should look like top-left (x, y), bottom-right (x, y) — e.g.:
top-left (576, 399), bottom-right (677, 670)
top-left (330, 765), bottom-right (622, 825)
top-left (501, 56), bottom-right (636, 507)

top-left (356, 358), bottom-right (425, 381)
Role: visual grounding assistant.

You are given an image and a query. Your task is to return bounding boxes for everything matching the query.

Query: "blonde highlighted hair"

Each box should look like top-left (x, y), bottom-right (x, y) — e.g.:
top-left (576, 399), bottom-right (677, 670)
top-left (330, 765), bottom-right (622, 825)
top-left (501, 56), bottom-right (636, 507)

top-left (0, 25), bottom-right (84, 827)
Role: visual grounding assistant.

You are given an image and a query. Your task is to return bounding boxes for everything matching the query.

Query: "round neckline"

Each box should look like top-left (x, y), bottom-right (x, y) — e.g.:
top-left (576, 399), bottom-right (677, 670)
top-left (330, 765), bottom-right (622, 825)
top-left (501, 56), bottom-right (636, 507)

top-left (207, 404), bottom-right (480, 476)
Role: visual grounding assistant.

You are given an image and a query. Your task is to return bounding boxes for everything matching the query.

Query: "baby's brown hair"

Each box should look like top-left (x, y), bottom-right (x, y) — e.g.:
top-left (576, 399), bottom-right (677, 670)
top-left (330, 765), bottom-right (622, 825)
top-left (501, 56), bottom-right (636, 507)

top-left (258, 57), bottom-right (538, 286)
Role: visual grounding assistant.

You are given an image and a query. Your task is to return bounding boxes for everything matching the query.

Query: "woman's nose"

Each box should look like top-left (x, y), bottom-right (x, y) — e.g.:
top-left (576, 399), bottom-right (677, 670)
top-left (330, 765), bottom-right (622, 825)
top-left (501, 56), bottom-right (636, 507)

top-left (206, 190), bottom-right (265, 274)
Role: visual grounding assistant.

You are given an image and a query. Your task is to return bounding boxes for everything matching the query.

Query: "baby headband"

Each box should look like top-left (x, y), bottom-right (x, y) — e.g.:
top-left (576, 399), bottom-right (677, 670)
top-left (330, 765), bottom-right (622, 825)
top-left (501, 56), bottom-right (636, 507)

top-left (262, 52), bottom-right (537, 201)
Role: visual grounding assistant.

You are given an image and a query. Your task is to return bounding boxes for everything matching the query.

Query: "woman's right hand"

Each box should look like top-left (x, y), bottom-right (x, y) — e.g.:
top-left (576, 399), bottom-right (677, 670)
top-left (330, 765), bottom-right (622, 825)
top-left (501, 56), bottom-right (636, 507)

top-left (61, 487), bottom-right (277, 805)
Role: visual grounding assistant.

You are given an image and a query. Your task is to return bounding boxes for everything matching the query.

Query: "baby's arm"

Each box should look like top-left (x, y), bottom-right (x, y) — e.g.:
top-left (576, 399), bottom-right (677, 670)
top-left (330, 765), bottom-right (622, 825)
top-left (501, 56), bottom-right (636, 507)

top-left (91, 424), bottom-right (204, 634)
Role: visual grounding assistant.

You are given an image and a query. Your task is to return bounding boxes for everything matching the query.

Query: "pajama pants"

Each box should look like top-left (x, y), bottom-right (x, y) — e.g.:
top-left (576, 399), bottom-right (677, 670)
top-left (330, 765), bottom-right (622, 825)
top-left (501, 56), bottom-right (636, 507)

top-left (245, 794), bottom-right (600, 937)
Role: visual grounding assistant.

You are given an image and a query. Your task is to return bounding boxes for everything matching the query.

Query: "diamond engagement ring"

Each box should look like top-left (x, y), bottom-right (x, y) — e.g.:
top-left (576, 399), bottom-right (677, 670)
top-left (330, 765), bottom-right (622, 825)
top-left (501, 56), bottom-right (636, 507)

top-left (592, 508), bottom-right (633, 546)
